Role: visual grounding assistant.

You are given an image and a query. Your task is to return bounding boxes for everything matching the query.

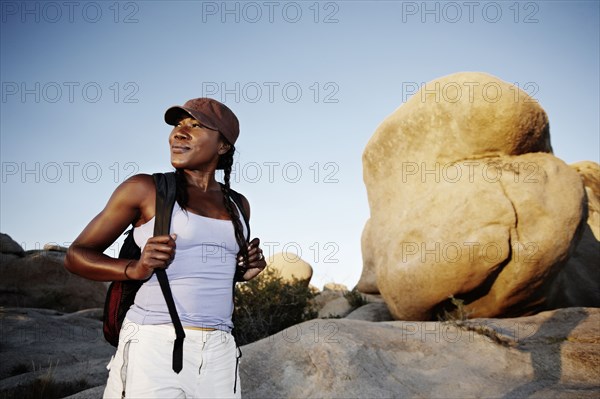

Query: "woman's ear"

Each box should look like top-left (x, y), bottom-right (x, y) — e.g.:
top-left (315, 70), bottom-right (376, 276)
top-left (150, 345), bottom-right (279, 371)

top-left (218, 142), bottom-right (231, 155)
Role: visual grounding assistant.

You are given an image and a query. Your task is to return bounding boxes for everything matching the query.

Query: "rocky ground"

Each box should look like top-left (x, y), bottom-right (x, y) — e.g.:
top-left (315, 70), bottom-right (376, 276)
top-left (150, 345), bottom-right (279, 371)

top-left (1, 233), bottom-right (598, 398)
top-left (239, 307), bottom-right (600, 398)
top-left (1, 306), bottom-right (598, 399)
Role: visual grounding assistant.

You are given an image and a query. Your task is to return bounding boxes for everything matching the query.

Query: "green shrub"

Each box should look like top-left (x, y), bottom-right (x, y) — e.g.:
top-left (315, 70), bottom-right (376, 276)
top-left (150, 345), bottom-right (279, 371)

top-left (436, 295), bottom-right (471, 322)
top-left (233, 268), bottom-right (318, 345)
top-left (343, 287), bottom-right (369, 309)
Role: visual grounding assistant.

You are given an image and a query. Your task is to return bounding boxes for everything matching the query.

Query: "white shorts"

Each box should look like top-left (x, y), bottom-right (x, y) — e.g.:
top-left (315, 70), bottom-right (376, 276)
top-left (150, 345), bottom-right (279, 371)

top-left (103, 318), bottom-right (242, 399)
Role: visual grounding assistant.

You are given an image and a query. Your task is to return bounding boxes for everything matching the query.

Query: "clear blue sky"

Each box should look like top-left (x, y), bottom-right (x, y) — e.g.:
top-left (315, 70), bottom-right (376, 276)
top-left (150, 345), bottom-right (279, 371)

top-left (1, 1), bottom-right (598, 289)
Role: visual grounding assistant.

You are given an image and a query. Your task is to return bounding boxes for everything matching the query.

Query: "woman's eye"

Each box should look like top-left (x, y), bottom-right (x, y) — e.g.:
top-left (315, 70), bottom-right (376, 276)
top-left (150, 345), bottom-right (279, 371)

top-left (192, 123), bottom-right (201, 128)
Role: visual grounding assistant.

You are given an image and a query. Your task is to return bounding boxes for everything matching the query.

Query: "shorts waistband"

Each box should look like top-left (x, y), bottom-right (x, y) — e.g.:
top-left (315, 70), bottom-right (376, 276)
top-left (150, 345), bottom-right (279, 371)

top-left (184, 326), bottom-right (217, 331)
top-left (121, 318), bottom-right (232, 344)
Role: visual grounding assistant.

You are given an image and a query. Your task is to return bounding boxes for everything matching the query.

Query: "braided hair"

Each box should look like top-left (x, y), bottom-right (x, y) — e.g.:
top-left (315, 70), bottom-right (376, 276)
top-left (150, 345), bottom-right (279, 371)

top-left (174, 137), bottom-right (249, 278)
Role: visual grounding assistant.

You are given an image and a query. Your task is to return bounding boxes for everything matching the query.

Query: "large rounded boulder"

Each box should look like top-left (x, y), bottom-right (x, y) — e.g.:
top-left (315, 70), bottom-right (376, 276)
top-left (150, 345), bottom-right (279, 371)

top-left (359, 72), bottom-right (598, 320)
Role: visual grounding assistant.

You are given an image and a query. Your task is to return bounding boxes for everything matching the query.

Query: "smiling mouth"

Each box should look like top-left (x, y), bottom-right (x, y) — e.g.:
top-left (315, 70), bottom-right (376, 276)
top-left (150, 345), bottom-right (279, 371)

top-left (171, 145), bottom-right (190, 154)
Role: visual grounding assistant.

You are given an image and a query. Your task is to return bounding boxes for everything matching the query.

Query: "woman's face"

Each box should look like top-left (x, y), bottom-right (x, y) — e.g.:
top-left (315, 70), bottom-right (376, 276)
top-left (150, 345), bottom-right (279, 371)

top-left (169, 116), bottom-right (228, 170)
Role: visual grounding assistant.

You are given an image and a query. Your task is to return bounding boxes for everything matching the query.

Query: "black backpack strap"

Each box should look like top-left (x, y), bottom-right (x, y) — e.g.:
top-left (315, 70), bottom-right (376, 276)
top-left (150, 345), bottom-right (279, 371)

top-left (153, 172), bottom-right (177, 239)
top-left (152, 172), bottom-right (186, 374)
top-left (222, 186), bottom-right (250, 393)
top-left (225, 186), bottom-right (251, 284)
top-left (226, 186), bottom-right (250, 240)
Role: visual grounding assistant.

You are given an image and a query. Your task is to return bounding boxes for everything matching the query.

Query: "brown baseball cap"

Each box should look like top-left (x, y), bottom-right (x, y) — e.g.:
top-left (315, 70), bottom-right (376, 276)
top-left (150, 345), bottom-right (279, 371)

top-left (164, 98), bottom-right (240, 145)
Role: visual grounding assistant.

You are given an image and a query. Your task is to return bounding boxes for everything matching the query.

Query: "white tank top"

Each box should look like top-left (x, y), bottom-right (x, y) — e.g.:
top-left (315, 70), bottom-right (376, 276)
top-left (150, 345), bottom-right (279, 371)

top-left (125, 200), bottom-right (248, 332)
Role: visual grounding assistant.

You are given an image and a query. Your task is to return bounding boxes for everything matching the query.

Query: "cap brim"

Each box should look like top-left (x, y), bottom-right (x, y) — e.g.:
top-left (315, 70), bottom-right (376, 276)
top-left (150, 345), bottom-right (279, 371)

top-left (164, 106), bottom-right (187, 125)
top-left (164, 106), bottom-right (219, 131)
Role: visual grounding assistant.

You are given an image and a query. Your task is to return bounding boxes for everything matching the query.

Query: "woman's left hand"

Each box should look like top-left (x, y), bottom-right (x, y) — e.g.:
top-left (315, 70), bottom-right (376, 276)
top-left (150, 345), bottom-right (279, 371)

top-left (238, 237), bottom-right (267, 281)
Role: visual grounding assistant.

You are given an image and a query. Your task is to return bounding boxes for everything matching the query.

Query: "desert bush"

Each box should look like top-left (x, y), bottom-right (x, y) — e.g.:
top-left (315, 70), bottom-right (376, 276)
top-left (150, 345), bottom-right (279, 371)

top-left (233, 268), bottom-right (318, 345)
top-left (344, 287), bottom-right (369, 309)
top-left (433, 296), bottom-right (514, 347)
top-left (435, 295), bottom-right (471, 322)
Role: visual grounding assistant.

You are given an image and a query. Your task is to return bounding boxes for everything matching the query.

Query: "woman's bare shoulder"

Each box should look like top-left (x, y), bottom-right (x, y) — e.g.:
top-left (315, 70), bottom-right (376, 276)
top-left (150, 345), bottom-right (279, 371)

top-left (106, 173), bottom-right (157, 225)
top-left (116, 173), bottom-right (155, 194)
top-left (107, 173), bottom-right (156, 209)
top-left (124, 173), bottom-right (154, 185)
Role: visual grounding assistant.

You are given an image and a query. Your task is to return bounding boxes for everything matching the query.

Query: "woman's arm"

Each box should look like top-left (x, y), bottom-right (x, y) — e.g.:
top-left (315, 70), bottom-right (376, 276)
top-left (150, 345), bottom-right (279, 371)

top-left (65, 174), bottom-right (175, 281)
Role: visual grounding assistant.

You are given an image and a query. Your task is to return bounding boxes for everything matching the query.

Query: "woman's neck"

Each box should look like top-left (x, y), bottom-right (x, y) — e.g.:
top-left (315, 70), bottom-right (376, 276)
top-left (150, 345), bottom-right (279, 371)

top-left (181, 169), bottom-right (220, 192)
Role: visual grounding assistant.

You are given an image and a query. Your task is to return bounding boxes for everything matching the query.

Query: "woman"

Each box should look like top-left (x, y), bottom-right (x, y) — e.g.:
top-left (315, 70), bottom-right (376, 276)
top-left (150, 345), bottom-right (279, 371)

top-left (65, 97), bottom-right (266, 398)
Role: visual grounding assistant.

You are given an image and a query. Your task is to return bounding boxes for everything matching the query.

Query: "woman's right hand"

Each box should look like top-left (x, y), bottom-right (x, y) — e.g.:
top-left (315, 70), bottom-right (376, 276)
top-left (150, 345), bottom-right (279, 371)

top-left (127, 234), bottom-right (177, 280)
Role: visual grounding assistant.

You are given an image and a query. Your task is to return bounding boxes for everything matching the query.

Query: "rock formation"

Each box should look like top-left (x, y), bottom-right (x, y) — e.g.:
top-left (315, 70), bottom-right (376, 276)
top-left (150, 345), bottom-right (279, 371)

top-left (1, 233), bottom-right (25, 257)
top-left (359, 72), bottom-right (600, 320)
top-left (0, 307), bottom-right (114, 398)
top-left (0, 234), bottom-right (107, 312)
top-left (263, 251), bottom-right (313, 286)
top-left (1, 241), bottom-right (597, 399)
top-left (5, 306), bottom-right (595, 399)
top-left (314, 283), bottom-right (354, 318)
top-left (240, 307), bottom-right (599, 398)
top-left (547, 161), bottom-right (600, 308)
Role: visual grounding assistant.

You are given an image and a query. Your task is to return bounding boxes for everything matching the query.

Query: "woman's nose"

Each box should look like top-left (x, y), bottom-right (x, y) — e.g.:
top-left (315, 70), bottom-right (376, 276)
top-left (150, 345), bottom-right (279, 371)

top-left (173, 130), bottom-right (189, 140)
